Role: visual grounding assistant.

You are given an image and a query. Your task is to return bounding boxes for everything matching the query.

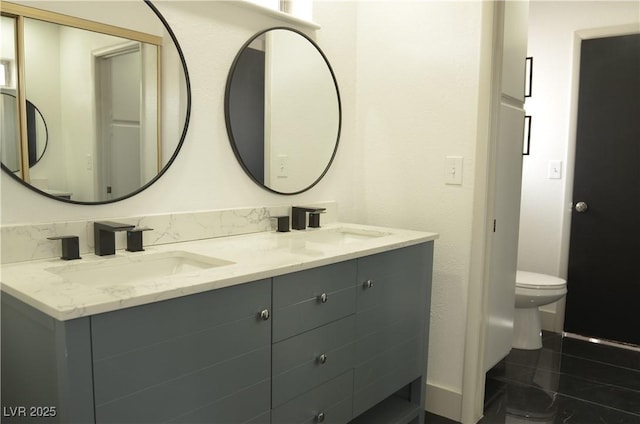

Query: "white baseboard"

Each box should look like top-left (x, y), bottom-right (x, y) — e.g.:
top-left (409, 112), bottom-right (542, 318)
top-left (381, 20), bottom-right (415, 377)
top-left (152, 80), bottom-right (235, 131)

top-left (425, 382), bottom-right (462, 422)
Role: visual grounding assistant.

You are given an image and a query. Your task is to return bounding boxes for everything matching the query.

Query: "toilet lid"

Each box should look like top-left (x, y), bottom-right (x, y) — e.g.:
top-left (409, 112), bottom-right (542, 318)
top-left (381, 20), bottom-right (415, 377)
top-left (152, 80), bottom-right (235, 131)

top-left (516, 271), bottom-right (566, 289)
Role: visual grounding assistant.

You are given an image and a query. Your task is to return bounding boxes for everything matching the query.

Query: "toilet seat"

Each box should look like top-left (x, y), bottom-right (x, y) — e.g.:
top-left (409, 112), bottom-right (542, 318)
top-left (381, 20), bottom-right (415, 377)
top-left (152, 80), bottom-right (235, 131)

top-left (516, 270), bottom-right (566, 290)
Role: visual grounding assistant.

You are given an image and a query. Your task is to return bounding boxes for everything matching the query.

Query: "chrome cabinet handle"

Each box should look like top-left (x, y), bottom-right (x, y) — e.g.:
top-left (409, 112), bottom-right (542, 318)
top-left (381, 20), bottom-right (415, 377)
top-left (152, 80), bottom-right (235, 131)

top-left (363, 279), bottom-right (374, 289)
top-left (316, 412), bottom-right (325, 423)
top-left (575, 201), bottom-right (588, 213)
top-left (260, 309), bottom-right (270, 320)
top-left (318, 293), bottom-right (328, 303)
top-left (318, 353), bottom-right (328, 364)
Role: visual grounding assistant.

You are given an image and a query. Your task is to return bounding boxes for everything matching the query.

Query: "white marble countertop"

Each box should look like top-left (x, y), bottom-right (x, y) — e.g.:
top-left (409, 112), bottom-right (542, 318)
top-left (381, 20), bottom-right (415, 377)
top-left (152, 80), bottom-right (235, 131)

top-left (1, 223), bottom-right (438, 321)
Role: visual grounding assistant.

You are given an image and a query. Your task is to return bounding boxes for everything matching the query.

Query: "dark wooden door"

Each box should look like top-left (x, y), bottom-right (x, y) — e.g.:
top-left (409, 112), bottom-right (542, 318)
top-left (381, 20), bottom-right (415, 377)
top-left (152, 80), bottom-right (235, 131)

top-left (565, 34), bottom-right (640, 345)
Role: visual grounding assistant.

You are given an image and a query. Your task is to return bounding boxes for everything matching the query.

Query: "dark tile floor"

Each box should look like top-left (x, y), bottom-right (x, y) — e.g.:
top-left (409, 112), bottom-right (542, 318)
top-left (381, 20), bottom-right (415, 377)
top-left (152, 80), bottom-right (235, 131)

top-left (482, 332), bottom-right (640, 423)
top-left (426, 332), bottom-right (640, 423)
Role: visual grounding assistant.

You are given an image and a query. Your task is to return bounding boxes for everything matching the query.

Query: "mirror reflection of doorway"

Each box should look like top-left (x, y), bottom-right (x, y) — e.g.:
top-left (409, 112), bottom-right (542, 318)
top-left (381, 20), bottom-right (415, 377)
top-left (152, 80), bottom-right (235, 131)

top-left (227, 46), bottom-right (266, 185)
top-left (96, 45), bottom-right (141, 201)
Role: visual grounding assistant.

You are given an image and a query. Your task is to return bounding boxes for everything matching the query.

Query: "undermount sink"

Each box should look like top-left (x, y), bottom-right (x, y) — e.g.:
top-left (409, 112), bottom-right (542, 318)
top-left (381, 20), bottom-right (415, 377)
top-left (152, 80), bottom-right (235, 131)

top-left (45, 251), bottom-right (234, 287)
top-left (290, 227), bottom-right (390, 245)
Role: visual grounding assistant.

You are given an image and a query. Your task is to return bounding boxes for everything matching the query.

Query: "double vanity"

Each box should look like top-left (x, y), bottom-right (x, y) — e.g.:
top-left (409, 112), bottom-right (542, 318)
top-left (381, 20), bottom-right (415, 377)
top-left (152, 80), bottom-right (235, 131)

top-left (2, 221), bottom-right (437, 424)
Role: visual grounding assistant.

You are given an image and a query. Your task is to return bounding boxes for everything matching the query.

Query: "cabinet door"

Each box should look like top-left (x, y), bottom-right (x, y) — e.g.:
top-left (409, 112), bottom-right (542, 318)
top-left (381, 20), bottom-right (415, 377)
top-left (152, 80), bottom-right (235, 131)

top-left (353, 243), bottom-right (433, 416)
top-left (484, 102), bottom-right (525, 371)
top-left (91, 279), bottom-right (272, 424)
top-left (501, 0), bottom-right (529, 101)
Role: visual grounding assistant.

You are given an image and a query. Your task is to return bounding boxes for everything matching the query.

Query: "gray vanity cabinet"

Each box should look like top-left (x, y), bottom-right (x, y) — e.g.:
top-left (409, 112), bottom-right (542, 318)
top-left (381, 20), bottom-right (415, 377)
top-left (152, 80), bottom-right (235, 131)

top-left (91, 278), bottom-right (272, 424)
top-left (1, 241), bottom-right (434, 424)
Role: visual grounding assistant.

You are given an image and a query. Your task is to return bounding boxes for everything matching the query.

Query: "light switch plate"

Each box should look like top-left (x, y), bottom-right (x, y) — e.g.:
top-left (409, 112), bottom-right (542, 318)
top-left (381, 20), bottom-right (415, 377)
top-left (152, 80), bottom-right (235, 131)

top-left (548, 160), bottom-right (562, 179)
top-left (277, 154), bottom-right (288, 178)
top-left (445, 156), bottom-right (463, 185)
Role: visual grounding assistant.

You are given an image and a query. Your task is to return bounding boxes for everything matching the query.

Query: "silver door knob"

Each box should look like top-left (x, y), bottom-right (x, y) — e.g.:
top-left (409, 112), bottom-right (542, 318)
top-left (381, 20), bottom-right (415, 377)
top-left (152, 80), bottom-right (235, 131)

top-left (316, 412), bottom-right (325, 423)
top-left (363, 279), bottom-right (374, 289)
top-left (318, 293), bottom-right (328, 303)
top-left (575, 201), bottom-right (588, 213)
top-left (260, 309), bottom-right (270, 320)
top-left (318, 353), bottom-right (328, 364)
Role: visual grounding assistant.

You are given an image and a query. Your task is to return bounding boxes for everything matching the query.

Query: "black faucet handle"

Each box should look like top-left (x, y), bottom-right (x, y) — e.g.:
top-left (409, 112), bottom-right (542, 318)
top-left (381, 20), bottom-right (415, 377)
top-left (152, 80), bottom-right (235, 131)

top-left (308, 210), bottom-right (326, 228)
top-left (48, 236), bottom-right (81, 260)
top-left (271, 216), bottom-right (290, 232)
top-left (126, 227), bottom-right (153, 252)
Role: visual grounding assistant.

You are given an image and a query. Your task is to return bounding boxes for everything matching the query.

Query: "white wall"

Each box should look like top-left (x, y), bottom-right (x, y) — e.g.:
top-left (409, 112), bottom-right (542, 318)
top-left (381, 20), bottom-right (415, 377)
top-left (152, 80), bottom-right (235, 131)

top-left (353, 1), bottom-right (489, 416)
top-left (518, 1), bottom-right (639, 325)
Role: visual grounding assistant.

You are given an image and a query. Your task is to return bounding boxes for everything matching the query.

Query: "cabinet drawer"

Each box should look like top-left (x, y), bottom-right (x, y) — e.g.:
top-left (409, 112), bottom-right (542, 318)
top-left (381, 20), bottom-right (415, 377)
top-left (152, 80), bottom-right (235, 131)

top-left (272, 371), bottom-right (353, 424)
top-left (272, 316), bottom-right (355, 407)
top-left (273, 261), bottom-right (356, 342)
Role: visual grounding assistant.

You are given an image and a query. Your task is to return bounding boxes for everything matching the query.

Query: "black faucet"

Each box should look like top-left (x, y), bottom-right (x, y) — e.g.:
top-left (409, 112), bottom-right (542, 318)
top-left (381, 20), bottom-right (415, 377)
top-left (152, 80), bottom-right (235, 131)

top-left (291, 207), bottom-right (326, 230)
top-left (94, 221), bottom-right (135, 256)
top-left (47, 235), bottom-right (81, 260)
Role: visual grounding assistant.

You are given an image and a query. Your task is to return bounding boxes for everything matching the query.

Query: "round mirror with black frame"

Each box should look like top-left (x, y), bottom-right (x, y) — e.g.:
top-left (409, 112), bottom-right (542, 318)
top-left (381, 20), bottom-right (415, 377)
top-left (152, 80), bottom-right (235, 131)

top-left (1, 91), bottom-right (48, 172)
top-left (0, 0), bottom-right (191, 204)
top-left (225, 27), bottom-right (341, 195)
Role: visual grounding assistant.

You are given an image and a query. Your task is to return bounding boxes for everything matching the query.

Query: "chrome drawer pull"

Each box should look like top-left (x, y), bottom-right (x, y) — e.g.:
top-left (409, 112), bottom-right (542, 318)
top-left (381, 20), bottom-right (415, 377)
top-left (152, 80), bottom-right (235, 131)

top-left (363, 279), bottom-right (374, 289)
top-left (260, 309), bottom-right (270, 320)
top-left (318, 353), bottom-right (328, 364)
top-left (316, 412), bottom-right (325, 423)
top-left (318, 293), bottom-right (328, 303)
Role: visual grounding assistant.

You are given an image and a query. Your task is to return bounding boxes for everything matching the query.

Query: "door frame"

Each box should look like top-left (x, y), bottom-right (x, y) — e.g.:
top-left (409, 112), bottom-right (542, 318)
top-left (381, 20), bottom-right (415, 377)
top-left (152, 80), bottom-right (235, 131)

top-left (94, 41), bottom-right (141, 201)
top-left (460, 2), bottom-right (506, 423)
top-left (457, 20), bottom-right (639, 424)
top-left (555, 23), bottom-right (640, 334)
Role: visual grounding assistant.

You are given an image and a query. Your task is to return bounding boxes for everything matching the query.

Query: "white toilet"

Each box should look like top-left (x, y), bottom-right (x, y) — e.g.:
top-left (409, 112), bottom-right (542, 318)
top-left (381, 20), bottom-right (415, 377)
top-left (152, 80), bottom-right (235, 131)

top-left (513, 271), bottom-right (567, 350)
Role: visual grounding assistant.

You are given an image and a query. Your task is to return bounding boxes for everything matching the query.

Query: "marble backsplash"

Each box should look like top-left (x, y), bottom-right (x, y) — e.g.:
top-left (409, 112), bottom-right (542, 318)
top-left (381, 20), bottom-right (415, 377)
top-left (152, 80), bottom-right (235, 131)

top-left (1, 202), bottom-right (337, 264)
